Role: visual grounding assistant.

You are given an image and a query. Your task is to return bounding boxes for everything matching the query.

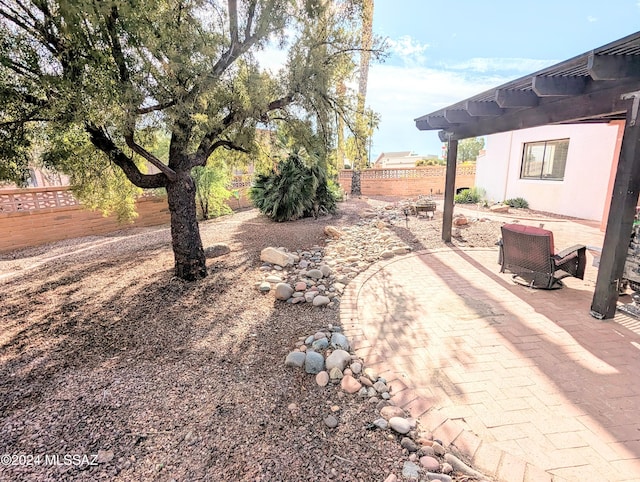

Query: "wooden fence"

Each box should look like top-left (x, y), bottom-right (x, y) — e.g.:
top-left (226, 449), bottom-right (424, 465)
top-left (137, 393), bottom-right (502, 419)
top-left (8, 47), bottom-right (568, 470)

top-left (338, 166), bottom-right (476, 197)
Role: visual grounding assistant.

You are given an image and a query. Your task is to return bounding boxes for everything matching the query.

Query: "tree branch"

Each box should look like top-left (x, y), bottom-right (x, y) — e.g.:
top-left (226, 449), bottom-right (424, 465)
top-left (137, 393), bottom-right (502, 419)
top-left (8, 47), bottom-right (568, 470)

top-left (136, 100), bottom-right (176, 115)
top-left (124, 134), bottom-right (177, 181)
top-left (85, 124), bottom-right (169, 189)
top-left (228, 0), bottom-right (239, 45)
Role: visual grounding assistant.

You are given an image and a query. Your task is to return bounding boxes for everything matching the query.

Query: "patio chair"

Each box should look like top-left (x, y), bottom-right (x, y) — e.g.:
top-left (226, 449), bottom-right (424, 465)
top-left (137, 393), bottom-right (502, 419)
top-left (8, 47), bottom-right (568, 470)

top-left (499, 223), bottom-right (586, 289)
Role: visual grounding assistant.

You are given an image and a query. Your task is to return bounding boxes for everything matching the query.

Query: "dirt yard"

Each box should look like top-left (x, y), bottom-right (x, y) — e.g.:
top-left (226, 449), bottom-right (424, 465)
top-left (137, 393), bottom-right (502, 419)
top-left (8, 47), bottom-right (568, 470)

top-left (0, 198), bottom-right (504, 481)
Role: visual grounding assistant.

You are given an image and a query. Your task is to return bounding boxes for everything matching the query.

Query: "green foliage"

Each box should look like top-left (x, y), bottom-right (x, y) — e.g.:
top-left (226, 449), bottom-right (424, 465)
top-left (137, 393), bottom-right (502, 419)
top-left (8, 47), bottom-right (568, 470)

top-left (249, 152), bottom-right (337, 222)
top-left (454, 187), bottom-right (486, 204)
top-left (42, 125), bottom-right (142, 221)
top-left (457, 137), bottom-right (485, 163)
top-left (504, 197), bottom-right (530, 209)
top-left (193, 161), bottom-right (232, 220)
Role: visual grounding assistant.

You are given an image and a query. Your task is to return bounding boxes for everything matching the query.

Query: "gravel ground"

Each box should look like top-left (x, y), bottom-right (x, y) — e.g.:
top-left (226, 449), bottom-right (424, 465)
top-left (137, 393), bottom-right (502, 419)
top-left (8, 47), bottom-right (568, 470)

top-left (0, 197), bottom-right (505, 481)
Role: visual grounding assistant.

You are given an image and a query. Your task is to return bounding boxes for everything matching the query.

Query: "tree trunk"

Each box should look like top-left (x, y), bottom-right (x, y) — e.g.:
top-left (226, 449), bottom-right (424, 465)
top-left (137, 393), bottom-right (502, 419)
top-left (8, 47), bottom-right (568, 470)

top-left (166, 170), bottom-right (207, 280)
top-left (351, 170), bottom-right (362, 197)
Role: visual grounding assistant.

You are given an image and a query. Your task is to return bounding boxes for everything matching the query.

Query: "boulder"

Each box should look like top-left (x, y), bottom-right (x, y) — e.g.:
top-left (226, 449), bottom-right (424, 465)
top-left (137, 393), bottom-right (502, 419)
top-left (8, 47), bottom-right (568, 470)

top-left (204, 243), bottom-right (231, 258)
top-left (490, 204), bottom-right (510, 213)
top-left (324, 226), bottom-right (345, 239)
top-left (260, 247), bottom-right (295, 267)
top-left (274, 283), bottom-right (294, 301)
top-left (325, 349), bottom-right (351, 371)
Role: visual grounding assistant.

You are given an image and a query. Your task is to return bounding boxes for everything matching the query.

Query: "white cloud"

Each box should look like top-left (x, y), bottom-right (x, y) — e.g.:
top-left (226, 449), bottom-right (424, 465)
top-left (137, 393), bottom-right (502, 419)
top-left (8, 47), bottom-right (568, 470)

top-left (387, 35), bottom-right (430, 67)
top-left (367, 63), bottom-right (510, 156)
top-left (587, 15), bottom-right (598, 23)
top-left (445, 57), bottom-right (559, 74)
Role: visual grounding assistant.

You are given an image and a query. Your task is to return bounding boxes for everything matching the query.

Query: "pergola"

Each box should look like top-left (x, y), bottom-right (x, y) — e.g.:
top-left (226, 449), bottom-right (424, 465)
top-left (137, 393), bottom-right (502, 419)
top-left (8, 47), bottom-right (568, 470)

top-left (414, 31), bottom-right (640, 320)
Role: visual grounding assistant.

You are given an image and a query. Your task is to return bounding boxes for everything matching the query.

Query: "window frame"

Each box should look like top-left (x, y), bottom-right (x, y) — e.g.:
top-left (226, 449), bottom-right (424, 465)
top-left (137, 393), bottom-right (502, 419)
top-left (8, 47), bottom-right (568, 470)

top-left (520, 138), bottom-right (569, 181)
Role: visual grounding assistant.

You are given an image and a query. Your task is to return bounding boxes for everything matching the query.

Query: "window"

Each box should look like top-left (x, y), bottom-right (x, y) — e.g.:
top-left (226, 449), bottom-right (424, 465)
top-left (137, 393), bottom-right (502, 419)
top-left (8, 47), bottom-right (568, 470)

top-left (520, 139), bottom-right (569, 180)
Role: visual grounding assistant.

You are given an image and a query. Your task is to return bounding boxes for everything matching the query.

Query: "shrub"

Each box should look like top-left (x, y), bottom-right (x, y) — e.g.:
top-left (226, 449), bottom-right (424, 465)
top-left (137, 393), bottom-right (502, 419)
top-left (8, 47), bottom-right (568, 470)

top-left (193, 165), bottom-right (232, 220)
top-left (504, 197), bottom-right (529, 209)
top-left (454, 187), bottom-right (484, 204)
top-left (249, 153), bottom-right (337, 222)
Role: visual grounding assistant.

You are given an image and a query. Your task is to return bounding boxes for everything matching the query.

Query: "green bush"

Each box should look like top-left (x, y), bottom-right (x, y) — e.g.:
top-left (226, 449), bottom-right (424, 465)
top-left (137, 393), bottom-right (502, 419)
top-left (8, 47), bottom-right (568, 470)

top-left (504, 197), bottom-right (529, 209)
top-left (249, 153), bottom-right (337, 222)
top-left (454, 187), bottom-right (484, 204)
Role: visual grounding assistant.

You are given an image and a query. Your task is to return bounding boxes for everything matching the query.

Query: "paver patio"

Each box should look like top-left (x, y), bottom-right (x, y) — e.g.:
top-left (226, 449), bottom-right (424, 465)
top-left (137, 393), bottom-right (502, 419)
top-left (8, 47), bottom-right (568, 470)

top-left (340, 211), bottom-right (640, 482)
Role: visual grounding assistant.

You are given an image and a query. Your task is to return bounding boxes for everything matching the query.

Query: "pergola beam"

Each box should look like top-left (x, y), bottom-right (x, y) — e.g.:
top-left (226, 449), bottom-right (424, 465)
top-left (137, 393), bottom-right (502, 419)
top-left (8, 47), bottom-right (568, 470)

top-left (433, 80), bottom-right (636, 140)
top-left (588, 53), bottom-right (640, 81)
top-left (444, 109), bottom-right (473, 123)
top-left (465, 100), bottom-right (503, 116)
top-left (532, 75), bottom-right (587, 96)
top-left (495, 89), bottom-right (539, 108)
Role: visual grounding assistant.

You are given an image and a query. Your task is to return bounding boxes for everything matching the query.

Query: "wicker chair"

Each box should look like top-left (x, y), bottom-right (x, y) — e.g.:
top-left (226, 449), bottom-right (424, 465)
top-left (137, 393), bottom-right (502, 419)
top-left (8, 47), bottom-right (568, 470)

top-left (499, 223), bottom-right (586, 289)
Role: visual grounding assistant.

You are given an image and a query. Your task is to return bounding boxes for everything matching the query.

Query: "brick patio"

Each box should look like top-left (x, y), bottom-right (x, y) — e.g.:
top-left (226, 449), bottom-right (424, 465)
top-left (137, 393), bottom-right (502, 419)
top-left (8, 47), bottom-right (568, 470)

top-left (340, 211), bottom-right (640, 482)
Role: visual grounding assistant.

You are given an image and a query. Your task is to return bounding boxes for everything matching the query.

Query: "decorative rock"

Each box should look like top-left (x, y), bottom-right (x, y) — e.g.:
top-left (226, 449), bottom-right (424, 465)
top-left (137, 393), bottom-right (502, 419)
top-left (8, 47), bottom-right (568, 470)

top-left (359, 376), bottom-right (373, 387)
top-left (304, 351), bottom-right (324, 374)
top-left (260, 247), bottom-right (294, 267)
top-left (284, 351), bottom-right (306, 368)
top-left (340, 375), bottom-right (362, 394)
top-left (358, 387), bottom-right (368, 398)
top-left (294, 281), bottom-right (307, 291)
top-left (363, 367), bottom-right (378, 381)
top-left (389, 417), bottom-right (411, 434)
top-left (373, 381), bottom-right (388, 393)
top-left (265, 275), bottom-right (283, 283)
top-left (453, 215), bottom-right (468, 226)
top-left (444, 453), bottom-right (485, 478)
top-left (304, 291), bottom-right (318, 303)
top-left (490, 204), bottom-right (510, 213)
top-left (307, 268), bottom-right (323, 280)
top-left (287, 403), bottom-right (298, 411)
top-left (441, 463), bottom-right (453, 474)
top-left (343, 368), bottom-right (353, 377)
top-left (319, 264), bottom-right (332, 277)
top-left (367, 387), bottom-right (377, 398)
top-left (204, 243), bottom-right (230, 258)
top-left (420, 446), bottom-right (436, 457)
top-left (392, 246), bottom-right (408, 255)
top-left (380, 250), bottom-right (395, 259)
top-left (316, 371), bottom-right (329, 387)
top-left (259, 282), bottom-right (271, 292)
top-left (312, 295), bottom-right (331, 307)
top-left (401, 461), bottom-right (420, 480)
top-left (329, 367), bottom-right (343, 381)
top-left (330, 332), bottom-right (350, 351)
top-left (304, 335), bottom-right (315, 345)
top-left (373, 418), bottom-right (388, 430)
top-left (324, 225), bottom-right (345, 239)
top-left (400, 437), bottom-right (419, 452)
top-left (432, 441), bottom-right (446, 456)
top-left (324, 415), bottom-right (338, 428)
top-left (274, 283), bottom-right (294, 300)
top-left (381, 392), bottom-right (391, 400)
top-left (350, 362), bottom-right (362, 374)
top-left (424, 473), bottom-right (452, 482)
top-left (420, 456), bottom-right (440, 472)
top-left (311, 338), bottom-right (329, 350)
top-left (380, 406), bottom-right (405, 420)
top-left (313, 331), bottom-right (326, 340)
top-left (325, 350), bottom-right (351, 371)
top-left (383, 474), bottom-right (397, 482)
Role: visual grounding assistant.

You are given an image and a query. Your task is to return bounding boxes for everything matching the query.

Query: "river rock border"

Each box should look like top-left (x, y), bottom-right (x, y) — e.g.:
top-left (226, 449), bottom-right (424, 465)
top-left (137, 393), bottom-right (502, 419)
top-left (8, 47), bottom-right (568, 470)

top-left (255, 217), bottom-right (416, 307)
top-left (285, 326), bottom-right (490, 482)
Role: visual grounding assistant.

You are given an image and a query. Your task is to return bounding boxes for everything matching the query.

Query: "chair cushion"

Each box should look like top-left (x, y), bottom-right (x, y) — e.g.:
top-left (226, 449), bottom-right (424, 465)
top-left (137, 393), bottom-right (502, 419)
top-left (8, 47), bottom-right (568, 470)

top-left (502, 223), bottom-right (555, 254)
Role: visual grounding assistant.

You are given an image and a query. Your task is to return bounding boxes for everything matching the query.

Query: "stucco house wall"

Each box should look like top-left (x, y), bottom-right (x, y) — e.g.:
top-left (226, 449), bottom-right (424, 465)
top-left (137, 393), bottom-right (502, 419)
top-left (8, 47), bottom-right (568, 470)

top-left (475, 123), bottom-right (621, 221)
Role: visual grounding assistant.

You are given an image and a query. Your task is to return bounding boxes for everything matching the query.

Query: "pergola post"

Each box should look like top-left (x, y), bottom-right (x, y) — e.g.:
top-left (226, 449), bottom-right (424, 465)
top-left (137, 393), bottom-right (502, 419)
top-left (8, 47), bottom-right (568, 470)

top-left (442, 138), bottom-right (458, 243)
top-left (591, 104), bottom-right (640, 319)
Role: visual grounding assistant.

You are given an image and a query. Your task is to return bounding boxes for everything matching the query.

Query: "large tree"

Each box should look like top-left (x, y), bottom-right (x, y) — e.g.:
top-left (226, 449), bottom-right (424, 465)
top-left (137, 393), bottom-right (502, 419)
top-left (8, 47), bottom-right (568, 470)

top-left (0, 0), bottom-right (378, 280)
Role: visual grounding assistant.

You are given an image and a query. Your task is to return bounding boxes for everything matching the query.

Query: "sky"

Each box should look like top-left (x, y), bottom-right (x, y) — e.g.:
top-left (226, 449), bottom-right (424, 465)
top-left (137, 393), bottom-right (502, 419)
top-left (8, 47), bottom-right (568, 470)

top-left (367, 0), bottom-right (640, 161)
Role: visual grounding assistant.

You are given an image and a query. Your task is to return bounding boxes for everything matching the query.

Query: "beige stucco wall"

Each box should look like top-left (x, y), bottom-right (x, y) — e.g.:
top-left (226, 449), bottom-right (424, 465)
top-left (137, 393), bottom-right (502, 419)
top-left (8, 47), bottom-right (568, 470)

top-left (476, 123), bottom-right (622, 221)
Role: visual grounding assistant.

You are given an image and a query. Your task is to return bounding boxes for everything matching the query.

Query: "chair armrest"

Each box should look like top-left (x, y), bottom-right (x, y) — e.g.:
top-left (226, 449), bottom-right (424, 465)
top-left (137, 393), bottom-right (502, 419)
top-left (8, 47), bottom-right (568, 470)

top-left (555, 244), bottom-right (586, 260)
